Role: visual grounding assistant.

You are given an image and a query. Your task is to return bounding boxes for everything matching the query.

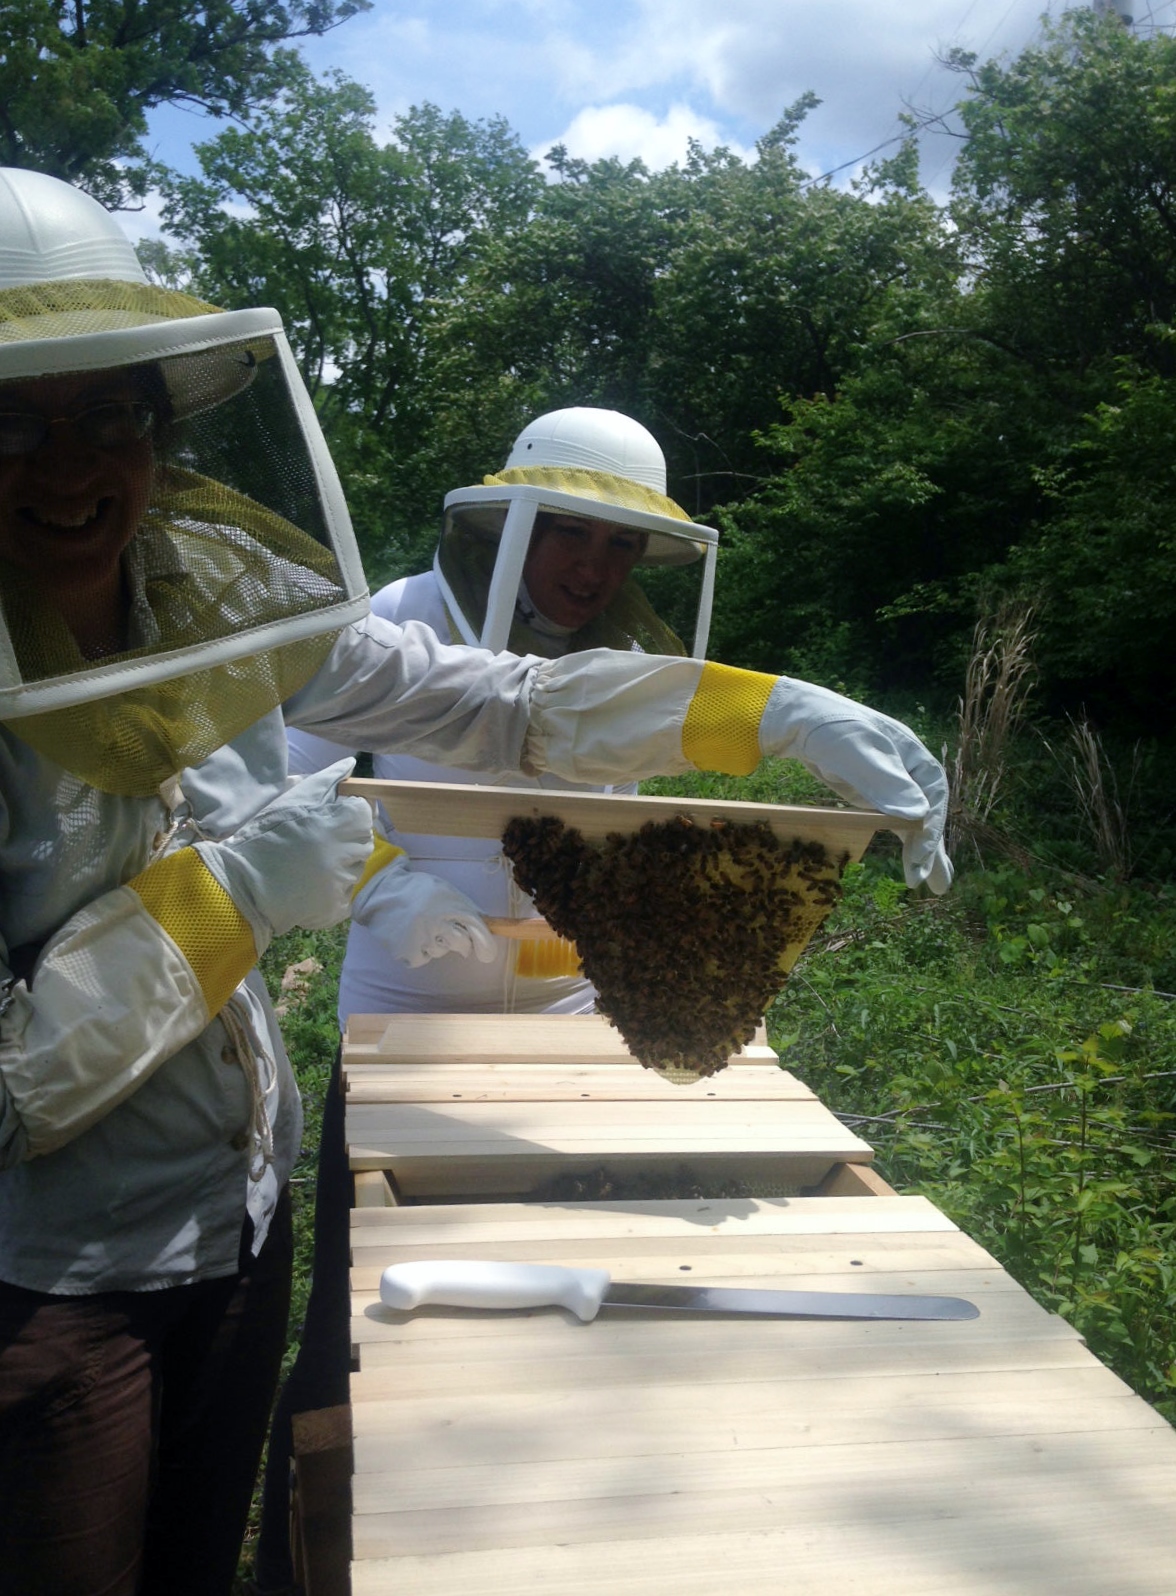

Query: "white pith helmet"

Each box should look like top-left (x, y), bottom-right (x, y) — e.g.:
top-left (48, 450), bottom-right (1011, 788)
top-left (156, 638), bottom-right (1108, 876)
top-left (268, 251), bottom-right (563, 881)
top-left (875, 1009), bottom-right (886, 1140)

top-left (0, 166), bottom-right (260, 417)
top-left (0, 167), bottom-right (369, 790)
top-left (0, 166), bottom-right (146, 286)
top-left (436, 404), bottom-right (719, 657)
top-left (505, 407), bottom-right (669, 492)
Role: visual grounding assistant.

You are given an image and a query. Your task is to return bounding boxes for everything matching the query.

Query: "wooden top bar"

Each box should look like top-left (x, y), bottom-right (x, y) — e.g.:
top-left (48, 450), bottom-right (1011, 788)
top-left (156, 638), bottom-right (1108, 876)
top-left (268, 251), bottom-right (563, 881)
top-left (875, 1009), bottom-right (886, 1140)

top-left (349, 1196), bottom-right (1176, 1595)
top-left (343, 1013), bottom-right (777, 1068)
top-left (338, 776), bottom-right (900, 856)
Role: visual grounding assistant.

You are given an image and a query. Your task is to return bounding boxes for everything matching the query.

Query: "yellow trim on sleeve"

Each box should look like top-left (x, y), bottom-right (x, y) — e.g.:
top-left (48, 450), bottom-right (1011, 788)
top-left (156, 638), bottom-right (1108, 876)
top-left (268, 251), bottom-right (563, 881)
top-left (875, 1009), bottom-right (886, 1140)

top-left (350, 836), bottom-right (407, 899)
top-left (681, 661), bottom-right (777, 776)
top-left (128, 848), bottom-right (257, 1017)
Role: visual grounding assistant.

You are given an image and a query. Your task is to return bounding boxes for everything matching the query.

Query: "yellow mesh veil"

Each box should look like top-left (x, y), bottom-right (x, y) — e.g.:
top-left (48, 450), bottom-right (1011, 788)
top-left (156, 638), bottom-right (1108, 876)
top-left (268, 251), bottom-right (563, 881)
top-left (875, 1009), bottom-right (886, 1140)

top-left (1, 465), bottom-right (346, 795)
top-left (438, 518), bottom-right (687, 660)
top-left (0, 279), bottom-right (222, 344)
top-left (482, 465), bottom-right (695, 529)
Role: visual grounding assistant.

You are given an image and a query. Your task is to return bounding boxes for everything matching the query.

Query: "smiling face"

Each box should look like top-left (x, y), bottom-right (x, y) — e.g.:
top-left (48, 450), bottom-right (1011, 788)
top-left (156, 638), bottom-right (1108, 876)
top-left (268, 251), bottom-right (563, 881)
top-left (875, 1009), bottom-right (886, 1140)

top-left (0, 369), bottom-right (157, 604)
top-left (522, 512), bottom-right (645, 629)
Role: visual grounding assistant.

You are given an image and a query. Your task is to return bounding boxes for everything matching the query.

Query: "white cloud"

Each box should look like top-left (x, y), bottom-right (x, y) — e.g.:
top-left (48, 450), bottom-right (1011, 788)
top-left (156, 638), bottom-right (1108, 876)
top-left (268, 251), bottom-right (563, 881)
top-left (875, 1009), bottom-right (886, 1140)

top-left (147, 0), bottom-right (1073, 196)
top-left (537, 0), bottom-right (1051, 178)
top-left (540, 101), bottom-right (756, 170)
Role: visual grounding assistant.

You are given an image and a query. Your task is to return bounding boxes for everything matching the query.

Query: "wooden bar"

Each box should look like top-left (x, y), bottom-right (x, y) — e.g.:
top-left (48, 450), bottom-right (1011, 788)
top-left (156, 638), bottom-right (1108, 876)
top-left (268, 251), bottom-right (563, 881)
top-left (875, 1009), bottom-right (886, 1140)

top-left (338, 777), bottom-right (902, 855)
top-left (343, 1012), bottom-right (777, 1068)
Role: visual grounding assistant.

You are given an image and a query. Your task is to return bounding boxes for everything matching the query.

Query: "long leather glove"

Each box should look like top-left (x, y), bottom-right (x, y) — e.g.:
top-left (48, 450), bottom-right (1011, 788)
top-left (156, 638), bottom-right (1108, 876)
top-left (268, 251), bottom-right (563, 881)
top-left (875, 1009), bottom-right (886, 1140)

top-left (523, 656), bottom-right (952, 893)
top-left (352, 851), bottom-right (497, 968)
top-left (0, 761), bottom-right (372, 1165)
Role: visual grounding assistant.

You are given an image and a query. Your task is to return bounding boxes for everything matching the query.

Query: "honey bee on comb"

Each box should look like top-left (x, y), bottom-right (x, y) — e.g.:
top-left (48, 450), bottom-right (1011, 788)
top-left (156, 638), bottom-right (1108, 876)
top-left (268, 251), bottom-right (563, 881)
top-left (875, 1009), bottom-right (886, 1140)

top-left (501, 813), bottom-right (849, 1083)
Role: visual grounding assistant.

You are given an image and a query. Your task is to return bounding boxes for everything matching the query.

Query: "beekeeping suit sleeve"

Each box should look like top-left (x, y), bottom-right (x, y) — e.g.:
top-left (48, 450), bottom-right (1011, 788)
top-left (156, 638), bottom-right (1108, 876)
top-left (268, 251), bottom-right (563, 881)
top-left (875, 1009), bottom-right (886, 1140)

top-left (0, 766), bottom-right (372, 1167)
top-left (521, 655), bottom-right (952, 894)
top-left (287, 620), bottom-right (949, 892)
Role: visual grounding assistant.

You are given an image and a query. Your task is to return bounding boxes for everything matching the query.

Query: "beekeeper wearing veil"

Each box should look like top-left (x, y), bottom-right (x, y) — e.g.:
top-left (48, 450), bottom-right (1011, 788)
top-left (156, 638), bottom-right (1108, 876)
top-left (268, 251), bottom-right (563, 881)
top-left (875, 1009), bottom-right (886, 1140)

top-left (0, 166), bottom-right (950, 1596)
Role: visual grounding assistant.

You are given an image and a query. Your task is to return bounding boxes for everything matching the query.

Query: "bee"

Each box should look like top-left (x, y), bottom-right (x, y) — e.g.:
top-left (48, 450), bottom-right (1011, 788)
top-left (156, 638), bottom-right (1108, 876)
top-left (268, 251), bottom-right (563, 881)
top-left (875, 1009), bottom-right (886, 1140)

top-left (502, 814), bottom-right (845, 1079)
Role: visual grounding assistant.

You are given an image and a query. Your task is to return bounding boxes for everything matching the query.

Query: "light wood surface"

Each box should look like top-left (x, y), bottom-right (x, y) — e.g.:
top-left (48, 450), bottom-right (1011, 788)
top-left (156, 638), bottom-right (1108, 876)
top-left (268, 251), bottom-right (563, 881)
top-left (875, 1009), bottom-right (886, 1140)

top-left (343, 1012), bottom-right (776, 1068)
top-left (342, 1042), bottom-right (870, 1196)
top-left (338, 777), bottom-right (901, 855)
top-left (342, 1010), bottom-right (855, 1209)
top-left (349, 1196), bottom-right (1176, 1595)
top-left (343, 1064), bottom-right (814, 1104)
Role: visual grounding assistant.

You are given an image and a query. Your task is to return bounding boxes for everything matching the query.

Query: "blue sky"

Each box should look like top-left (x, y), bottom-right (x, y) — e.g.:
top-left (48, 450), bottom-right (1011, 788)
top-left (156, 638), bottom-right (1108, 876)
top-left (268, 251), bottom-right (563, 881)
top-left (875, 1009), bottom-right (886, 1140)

top-left (135, 1), bottom-right (1176, 236)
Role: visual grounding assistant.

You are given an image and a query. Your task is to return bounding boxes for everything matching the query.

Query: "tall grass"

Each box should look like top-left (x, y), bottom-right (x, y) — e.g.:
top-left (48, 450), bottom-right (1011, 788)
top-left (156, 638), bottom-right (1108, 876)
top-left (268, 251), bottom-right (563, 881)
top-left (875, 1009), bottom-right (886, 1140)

top-left (946, 604), bottom-right (1037, 866)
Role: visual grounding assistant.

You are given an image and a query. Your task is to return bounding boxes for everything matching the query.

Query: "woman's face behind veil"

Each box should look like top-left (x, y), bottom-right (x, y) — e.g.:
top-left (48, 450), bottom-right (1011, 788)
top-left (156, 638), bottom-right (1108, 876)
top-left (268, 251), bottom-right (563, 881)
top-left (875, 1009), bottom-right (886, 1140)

top-left (522, 512), bottom-right (645, 630)
top-left (0, 369), bottom-right (156, 608)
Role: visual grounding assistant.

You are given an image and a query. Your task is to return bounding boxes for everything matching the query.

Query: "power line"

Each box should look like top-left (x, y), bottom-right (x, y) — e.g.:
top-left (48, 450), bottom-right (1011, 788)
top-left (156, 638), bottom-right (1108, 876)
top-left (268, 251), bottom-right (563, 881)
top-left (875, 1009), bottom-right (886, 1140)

top-left (800, 0), bottom-right (1044, 191)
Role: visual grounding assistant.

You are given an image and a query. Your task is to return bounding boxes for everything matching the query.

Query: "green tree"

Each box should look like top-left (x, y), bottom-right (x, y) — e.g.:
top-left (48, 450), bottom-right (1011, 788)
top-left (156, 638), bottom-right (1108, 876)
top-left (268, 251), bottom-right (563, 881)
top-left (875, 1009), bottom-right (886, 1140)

top-left (942, 12), bottom-right (1176, 723)
top-left (949, 11), bottom-right (1176, 384)
top-left (0, 0), bottom-right (368, 207)
top-left (712, 16), bottom-right (1176, 719)
top-left (448, 103), bottom-right (956, 523)
top-left (158, 61), bottom-right (542, 574)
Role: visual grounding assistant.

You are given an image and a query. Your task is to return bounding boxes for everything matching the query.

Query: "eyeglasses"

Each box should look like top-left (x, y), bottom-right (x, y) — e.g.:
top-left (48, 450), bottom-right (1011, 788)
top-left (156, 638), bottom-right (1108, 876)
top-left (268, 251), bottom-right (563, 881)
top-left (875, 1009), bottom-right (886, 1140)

top-left (0, 401), bottom-right (159, 458)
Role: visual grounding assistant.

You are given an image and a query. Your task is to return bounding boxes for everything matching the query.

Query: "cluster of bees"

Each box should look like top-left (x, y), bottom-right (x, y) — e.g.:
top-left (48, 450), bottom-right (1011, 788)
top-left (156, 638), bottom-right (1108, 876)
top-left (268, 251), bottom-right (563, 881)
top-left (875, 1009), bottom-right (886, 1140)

top-left (502, 812), bottom-right (847, 1083)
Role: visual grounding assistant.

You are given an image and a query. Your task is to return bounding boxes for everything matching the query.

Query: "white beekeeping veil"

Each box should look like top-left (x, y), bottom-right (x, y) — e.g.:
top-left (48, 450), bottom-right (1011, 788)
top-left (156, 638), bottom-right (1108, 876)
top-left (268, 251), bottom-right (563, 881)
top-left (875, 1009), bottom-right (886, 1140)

top-left (436, 407), bottom-right (718, 659)
top-left (0, 167), bottom-right (369, 795)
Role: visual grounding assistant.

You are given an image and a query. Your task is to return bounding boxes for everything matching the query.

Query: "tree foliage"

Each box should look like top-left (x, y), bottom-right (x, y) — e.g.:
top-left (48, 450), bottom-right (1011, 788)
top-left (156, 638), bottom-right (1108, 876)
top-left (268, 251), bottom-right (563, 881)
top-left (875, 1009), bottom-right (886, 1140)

top-left (0, 0), bottom-right (368, 206)
top-left (156, 61), bottom-right (541, 574)
top-left (149, 13), bottom-right (1176, 733)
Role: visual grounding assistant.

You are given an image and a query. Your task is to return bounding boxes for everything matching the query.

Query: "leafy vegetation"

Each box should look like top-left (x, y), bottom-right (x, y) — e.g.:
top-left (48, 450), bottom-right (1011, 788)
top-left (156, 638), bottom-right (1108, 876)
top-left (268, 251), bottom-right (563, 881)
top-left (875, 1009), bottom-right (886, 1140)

top-left (0, 0), bottom-right (369, 207)
top-left (777, 856), bottom-right (1176, 1420)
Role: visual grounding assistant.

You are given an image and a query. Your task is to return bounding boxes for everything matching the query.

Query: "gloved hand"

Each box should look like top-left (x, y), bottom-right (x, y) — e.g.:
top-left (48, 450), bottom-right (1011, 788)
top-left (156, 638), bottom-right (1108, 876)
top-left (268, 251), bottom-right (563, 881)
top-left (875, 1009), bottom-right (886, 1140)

top-left (353, 853), bottom-right (498, 968)
top-left (760, 679), bottom-right (952, 894)
top-left (194, 758), bottom-right (374, 950)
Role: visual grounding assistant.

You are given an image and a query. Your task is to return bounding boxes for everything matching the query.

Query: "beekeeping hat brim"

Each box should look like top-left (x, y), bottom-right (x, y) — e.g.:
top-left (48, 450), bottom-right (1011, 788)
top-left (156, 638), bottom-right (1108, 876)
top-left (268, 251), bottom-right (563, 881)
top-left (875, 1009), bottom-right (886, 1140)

top-left (449, 465), bottom-right (710, 567)
top-left (0, 279), bottom-right (261, 417)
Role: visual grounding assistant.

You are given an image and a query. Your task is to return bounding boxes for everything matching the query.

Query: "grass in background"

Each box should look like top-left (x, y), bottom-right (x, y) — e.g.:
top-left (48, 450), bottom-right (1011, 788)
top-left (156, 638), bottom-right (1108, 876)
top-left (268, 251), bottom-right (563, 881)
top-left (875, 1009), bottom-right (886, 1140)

top-left (234, 924), bottom-right (348, 1588)
top-left (646, 758), bottom-right (1176, 1421)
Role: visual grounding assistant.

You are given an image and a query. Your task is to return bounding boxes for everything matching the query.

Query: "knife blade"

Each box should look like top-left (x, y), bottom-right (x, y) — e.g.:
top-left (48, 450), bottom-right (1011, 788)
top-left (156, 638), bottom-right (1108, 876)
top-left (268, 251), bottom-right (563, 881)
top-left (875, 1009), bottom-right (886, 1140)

top-left (379, 1260), bottom-right (979, 1322)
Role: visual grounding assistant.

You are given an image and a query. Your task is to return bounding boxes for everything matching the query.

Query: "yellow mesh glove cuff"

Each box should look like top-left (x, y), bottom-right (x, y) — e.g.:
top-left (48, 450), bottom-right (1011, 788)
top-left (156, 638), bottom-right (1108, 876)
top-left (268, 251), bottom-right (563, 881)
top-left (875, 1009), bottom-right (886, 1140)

top-left (681, 661), bottom-right (777, 776)
top-left (351, 836), bottom-right (407, 899)
top-left (516, 936), bottom-right (583, 980)
top-left (128, 848), bottom-right (257, 1017)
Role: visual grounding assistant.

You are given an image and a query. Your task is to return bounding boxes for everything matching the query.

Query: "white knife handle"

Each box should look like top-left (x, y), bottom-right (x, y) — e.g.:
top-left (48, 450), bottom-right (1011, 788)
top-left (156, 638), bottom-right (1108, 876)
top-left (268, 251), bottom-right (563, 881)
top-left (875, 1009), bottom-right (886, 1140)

top-left (379, 1260), bottom-right (612, 1322)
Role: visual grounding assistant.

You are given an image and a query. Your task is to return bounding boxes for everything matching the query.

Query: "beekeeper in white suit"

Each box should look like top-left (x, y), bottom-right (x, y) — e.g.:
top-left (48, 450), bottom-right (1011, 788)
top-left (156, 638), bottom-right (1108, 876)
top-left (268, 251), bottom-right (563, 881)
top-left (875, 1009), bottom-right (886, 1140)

top-left (288, 405), bottom-right (719, 1018)
top-left (258, 407), bottom-right (719, 1592)
top-left (0, 166), bottom-right (950, 1596)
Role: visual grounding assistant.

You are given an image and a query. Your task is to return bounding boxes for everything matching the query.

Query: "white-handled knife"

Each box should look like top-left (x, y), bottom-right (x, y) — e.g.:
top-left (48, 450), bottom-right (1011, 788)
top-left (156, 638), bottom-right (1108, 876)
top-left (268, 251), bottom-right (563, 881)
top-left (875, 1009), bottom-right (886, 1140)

top-left (379, 1260), bottom-right (980, 1322)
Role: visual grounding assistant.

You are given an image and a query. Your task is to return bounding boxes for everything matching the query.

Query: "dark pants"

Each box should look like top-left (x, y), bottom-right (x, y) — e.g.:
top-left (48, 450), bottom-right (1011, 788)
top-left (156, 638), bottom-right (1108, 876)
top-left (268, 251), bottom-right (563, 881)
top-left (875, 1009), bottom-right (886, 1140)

top-left (0, 1188), bottom-right (293, 1596)
top-left (254, 1050), bottom-right (351, 1593)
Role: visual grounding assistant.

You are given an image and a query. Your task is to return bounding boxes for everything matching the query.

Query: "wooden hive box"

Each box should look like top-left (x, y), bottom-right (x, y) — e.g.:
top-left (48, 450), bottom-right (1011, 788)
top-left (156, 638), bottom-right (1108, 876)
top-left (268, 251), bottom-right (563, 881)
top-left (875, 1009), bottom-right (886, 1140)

top-left (342, 1013), bottom-right (873, 1200)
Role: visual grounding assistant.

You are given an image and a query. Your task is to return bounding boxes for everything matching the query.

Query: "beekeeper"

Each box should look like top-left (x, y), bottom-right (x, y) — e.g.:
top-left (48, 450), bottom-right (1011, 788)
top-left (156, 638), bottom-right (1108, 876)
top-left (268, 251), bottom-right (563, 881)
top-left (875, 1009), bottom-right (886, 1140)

top-left (286, 405), bottom-right (718, 1018)
top-left (0, 167), bottom-right (950, 1596)
top-left (255, 410), bottom-right (718, 1590)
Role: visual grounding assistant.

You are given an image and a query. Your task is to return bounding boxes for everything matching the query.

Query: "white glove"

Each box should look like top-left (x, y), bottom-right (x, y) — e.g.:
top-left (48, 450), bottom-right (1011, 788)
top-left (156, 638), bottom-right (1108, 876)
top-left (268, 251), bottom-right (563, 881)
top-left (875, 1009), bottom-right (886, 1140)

top-left (195, 758), bottom-right (374, 949)
top-left (352, 853), bottom-right (497, 968)
top-left (761, 679), bottom-right (952, 894)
